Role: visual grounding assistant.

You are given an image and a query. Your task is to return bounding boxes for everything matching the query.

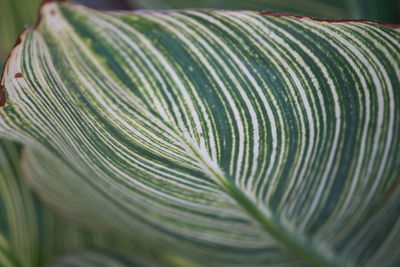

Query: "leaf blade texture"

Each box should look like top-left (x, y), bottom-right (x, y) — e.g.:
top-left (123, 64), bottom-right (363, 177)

top-left (1, 2), bottom-right (399, 266)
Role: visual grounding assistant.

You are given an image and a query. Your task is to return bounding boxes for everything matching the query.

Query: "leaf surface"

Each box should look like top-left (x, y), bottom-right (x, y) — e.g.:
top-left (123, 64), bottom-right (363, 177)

top-left (134, 0), bottom-right (349, 18)
top-left (1, 2), bottom-right (400, 266)
top-left (0, 139), bottom-right (177, 266)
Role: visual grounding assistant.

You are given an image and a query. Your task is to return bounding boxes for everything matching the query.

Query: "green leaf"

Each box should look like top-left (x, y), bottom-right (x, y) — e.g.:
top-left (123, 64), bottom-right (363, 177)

top-left (0, 139), bottom-right (180, 266)
top-left (1, 2), bottom-right (399, 266)
top-left (0, 0), bottom-right (41, 63)
top-left (132, 0), bottom-right (400, 23)
top-left (134, 0), bottom-right (350, 19)
top-left (51, 250), bottom-right (160, 267)
top-left (0, 140), bottom-right (94, 266)
top-left (0, 140), bottom-right (76, 267)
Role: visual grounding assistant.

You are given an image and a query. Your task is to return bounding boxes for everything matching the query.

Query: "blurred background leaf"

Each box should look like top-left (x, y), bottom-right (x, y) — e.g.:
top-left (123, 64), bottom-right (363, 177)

top-left (0, 0), bottom-right (41, 63)
top-left (0, 141), bottom-right (170, 267)
top-left (51, 250), bottom-right (160, 266)
top-left (1, 140), bottom-right (190, 266)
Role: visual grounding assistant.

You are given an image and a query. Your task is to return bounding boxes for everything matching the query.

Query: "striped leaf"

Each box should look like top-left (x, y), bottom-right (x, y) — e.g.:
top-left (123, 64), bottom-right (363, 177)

top-left (132, 0), bottom-right (400, 23)
top-left (0, 139), bottom-right (179, 266)
top-left (133, 0), bottom-right (350, 18)
top-left (1, 1), bottom-right (400, 266)
top-left (0, 140), bottom-right (82, 267)
top-left (0, 140), bottom-right (99, 266)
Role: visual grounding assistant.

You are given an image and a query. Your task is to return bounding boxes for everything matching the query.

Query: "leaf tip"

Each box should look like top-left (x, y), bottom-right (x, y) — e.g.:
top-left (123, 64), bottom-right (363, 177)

top-left (34, 0), bottom-right (67, 30)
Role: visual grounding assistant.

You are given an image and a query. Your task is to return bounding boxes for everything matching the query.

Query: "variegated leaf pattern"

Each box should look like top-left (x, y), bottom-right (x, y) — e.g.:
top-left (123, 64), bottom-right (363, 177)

top-left (133, 0), bottom-right (350, 18)
top-left (0, 140), bottom-right (176, 267)
top-left (0, 2), bottom-right (399, 266)
top-left (132, 0), bottom-right (400, 23)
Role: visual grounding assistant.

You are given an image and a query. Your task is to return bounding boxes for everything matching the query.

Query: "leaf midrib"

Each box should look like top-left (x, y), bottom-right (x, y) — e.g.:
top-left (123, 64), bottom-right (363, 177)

top-left (183, 137), bottom-right (346, 267)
